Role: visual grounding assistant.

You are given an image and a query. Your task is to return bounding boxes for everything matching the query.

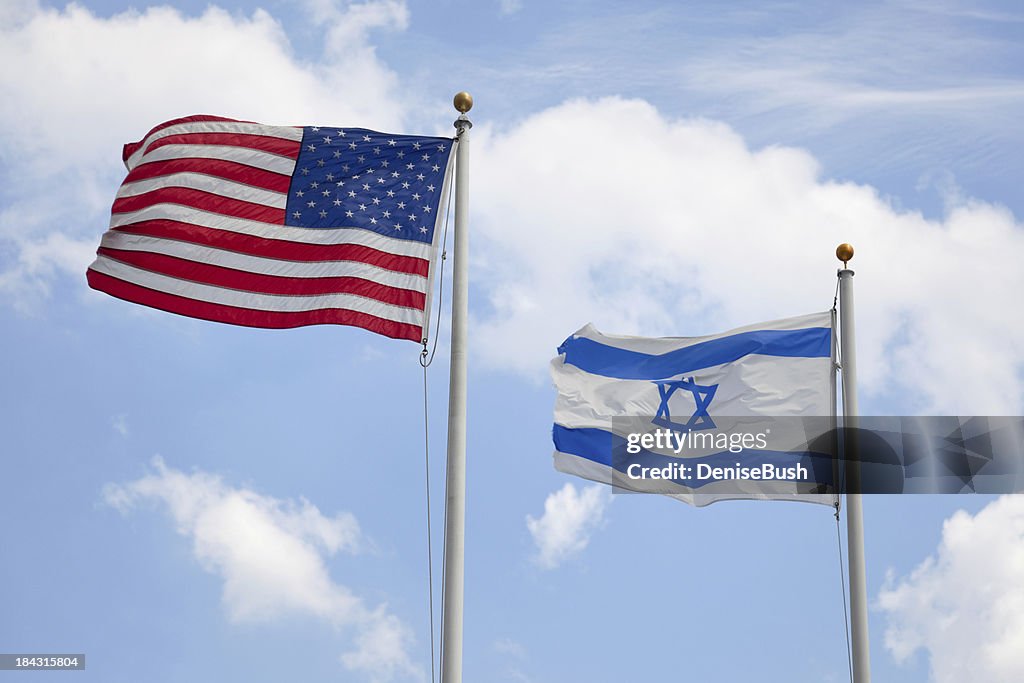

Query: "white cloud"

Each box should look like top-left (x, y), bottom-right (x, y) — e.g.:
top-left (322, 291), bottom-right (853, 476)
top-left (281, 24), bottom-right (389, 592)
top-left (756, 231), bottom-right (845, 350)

top-left (0, 1), bottom-right (410, 308)
top-left (526, 482), bottom-right (610, 569)
top-left (104, 457), bottom-right (420, 682)
top-left (878, 495), bottom-right (1024, 682)
top-left (471, 97), bottom-right (1024, 413)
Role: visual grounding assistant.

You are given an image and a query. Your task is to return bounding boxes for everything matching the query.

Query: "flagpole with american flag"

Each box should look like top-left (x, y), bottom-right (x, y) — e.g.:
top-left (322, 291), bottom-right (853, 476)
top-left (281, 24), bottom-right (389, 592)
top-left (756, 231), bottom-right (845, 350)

top-left (87, 94), bottom-right (477, 682)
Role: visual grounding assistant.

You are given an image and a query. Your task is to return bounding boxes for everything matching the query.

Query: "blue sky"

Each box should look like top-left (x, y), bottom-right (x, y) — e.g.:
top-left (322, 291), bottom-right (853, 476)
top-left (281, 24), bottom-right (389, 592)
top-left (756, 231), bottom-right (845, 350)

top-left (2, 1), bottom-right (1023, 681)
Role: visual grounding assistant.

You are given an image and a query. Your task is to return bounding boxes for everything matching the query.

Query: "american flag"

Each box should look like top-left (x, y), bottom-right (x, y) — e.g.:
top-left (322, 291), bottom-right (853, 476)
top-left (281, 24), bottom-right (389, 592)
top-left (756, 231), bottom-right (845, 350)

top-left (87, 115), bottom-right (455, 342)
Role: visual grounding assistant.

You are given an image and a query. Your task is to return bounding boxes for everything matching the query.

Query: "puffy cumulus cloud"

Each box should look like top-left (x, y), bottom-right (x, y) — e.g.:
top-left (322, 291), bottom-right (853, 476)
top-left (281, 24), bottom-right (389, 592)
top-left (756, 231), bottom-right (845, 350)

top-left (877, 496), bottom-right (1024, 683)
top-left (0, 0), bottom-right (410, 307)
top-left (526, 482), bottom-right (610, 569)
top-left (104, 457), bottom-right (420, 681)
top-left (471, 97), bottom-right (1024, 413)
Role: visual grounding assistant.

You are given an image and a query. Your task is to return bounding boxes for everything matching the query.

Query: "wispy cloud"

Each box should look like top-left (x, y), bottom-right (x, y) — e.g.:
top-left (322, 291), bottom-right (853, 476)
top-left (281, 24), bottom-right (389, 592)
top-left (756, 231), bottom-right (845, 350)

top-left (104, 457), bottom-right (420, 682)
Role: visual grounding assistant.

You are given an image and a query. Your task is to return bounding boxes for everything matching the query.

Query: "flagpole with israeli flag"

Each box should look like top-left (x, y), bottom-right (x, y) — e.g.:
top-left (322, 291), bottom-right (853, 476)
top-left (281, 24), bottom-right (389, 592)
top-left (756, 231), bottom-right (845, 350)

top-left (440, 91), bottom-right (473, 683)
top-left (837, 243), bottom-right (871, 683)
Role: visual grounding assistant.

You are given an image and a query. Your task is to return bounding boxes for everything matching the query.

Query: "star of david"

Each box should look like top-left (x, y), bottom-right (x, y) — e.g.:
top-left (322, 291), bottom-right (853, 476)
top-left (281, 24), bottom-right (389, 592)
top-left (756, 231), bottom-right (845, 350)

top-left (651, 377), bottom-right (719, 432)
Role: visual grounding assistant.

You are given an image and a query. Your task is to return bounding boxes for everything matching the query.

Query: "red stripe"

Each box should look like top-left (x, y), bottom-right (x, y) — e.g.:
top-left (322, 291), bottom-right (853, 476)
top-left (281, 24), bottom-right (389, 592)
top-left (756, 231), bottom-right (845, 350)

top-left (144, 132), bottom-right (301, 160)
top-left (112, 187), bottom-right (285, 224)
top-left (112, 220), bottom-right (430, 277)
top-left (97, 247), bottom-right (426, 309)
top-left (123, 158), bottom-right (292, 194)
top-left (124, 115), bottom-right (249, 163)
top-left (87, 268), bottom-right (422, 341)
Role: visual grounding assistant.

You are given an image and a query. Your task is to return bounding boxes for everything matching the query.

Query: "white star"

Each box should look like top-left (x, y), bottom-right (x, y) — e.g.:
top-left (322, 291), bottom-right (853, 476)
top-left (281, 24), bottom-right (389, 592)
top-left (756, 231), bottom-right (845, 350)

top-left (362, 134), bottom-right (371, 142)
top-left (406, 163), bottom-right (415, 170)
top-left (333, 150), bottom-right (342, 158)
top-left (408, 213), bottom-right (417, 221)
top-left (402, 182), bottom-right (410, 189)
top-left (370, 217), bottom-right (377, 224)
top-left (413, 142), bottom-right (421, 150)
top-left (377, 177), bottom-right (386, 184)
top-left (310, 181), bottom-right (319, 188)
top-left (387, 190), bottom-right (395, 197)
top-left (348, 190), bottom-right (356, 198)
top-left (373, 147), bottom-right (381, 155)
top-left (358, 155), bottom-right (366, 163)
top-left (394, 224), bottom-right (402, 231)
top-left (342, 164), bottom-right (350, 172)
top-left (423, 205), bottom-right (431, 213)
top-left (372, 197), bottom-right (381, 205)
top-left (420, 226), bottom-right (429, 233)
top-left (417, 173), bottom-right (425, 180)
top-left (358, 203), bottom-right (367, 211)
top-left (422, 153), bottom-right (430, 161)
top-left (383, 210), bottom-right (391, 218)
top-left (412, 192), bottom-right (421, 200)
top-left (319, 210), bottom-right (327, 218)
top-left (388, 139), bottom-right (396, 146)
top-left (381, 160), bottom-right (389, 168)
top-left (325, 173), bottom-right (335, 181)
top-left (362, 183), bottom-right (371, 191)
top-left (437, 143), bottom-right (446, 152)
top-left (322, 190), bottom-right (331, 197)
top-left (323, 136), bottom-right (332, 144)
top-left (307, 144), bottom-right (316, 151)
top-left (348, 142), bottom-right (357, 149)
top-left (397, 201), bottom-right (406, 209)
top-left (338, 130), bottom-right (346, 137)
top-left (292, 211), bottom-right (301, 218)
top-left (307, 200), bottom-right (316, 207)
top-left (346, 210), bottom-right (354, 217)
top-left (427, 184), bottom-right (436, 192)
top-left (397, 151), bottom-right (405, 158)
top-left (317, 160), bottom-right (325, 167)
top-left (391, 171), bottom-right (400, 178)
top-left (432, 164), bottom-right (440, 172)
top-left (296, 190), bottom-right (305, 197)
top-left (336, 180), bottom-right (345, 187)
top-left (301, 168), bottom-right (310, 175)
top-left (333, 198), bottom-right (342, 206)
top-left (311, 126), bottom-right (320, 132)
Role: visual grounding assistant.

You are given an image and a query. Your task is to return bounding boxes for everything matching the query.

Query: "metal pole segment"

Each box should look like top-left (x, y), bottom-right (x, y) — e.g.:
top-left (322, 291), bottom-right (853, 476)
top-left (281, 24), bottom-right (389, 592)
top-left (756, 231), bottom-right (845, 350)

top-left (839, 265), bottom-right (871, 683)
top-left (440, 95), bottom-right (472, 683)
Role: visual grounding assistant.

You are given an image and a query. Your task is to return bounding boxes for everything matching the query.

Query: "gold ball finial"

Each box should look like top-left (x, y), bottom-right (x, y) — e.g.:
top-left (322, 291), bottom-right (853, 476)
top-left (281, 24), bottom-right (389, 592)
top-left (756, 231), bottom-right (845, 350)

top-left (453, 91), bottom-right (473, 113)
top-left (836, 243), bottom-right (855, 264)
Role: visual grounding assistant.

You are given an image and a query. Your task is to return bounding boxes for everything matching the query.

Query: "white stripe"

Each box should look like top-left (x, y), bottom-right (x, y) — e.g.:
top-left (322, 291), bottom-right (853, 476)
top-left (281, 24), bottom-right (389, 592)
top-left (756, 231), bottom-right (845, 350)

top-left (127, 120), bottom-right (303, 170)
top-left (100, 232), bottom-right (427, 291)
top-left (552, 355), bottom-right (833, 429)
top-left (117, 173), bottom-right (287, 209)
top-left (134, 144), bottom-right (297, 176)
top-left (89, 256), bottom-right (423, 323)
top-left (109, 204), bottom-right (433, 259)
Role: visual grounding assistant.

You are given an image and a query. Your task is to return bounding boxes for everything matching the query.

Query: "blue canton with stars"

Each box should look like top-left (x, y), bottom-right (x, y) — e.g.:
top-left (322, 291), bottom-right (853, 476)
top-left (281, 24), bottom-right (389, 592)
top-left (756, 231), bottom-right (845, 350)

top-left (285, 127), bottom-right (454, 244)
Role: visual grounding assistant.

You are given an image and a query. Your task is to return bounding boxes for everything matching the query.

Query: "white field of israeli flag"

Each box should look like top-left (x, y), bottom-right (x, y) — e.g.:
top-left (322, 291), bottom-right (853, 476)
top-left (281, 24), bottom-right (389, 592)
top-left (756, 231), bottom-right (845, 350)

top-left (551, 311), bottom-right (839, 507)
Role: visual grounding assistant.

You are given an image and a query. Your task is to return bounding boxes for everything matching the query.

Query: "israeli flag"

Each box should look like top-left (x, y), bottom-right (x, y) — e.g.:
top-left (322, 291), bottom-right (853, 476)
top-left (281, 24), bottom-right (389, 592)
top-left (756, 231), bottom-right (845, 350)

top-left (551, 311), bottom-right (839, 507)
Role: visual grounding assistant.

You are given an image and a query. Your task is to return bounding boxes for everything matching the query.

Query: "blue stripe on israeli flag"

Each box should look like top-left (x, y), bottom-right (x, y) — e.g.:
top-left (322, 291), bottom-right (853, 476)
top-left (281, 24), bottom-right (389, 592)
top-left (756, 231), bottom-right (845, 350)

top-left (550, 311), bottom-right (837, 507)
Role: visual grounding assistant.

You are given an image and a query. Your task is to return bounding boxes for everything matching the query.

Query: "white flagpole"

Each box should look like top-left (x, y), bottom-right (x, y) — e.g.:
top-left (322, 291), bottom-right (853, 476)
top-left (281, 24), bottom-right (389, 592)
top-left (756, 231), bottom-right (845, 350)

top-left (837, 243), bottom-right (870, 683)
top-left (441, 91), bottom-right (473, 683)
